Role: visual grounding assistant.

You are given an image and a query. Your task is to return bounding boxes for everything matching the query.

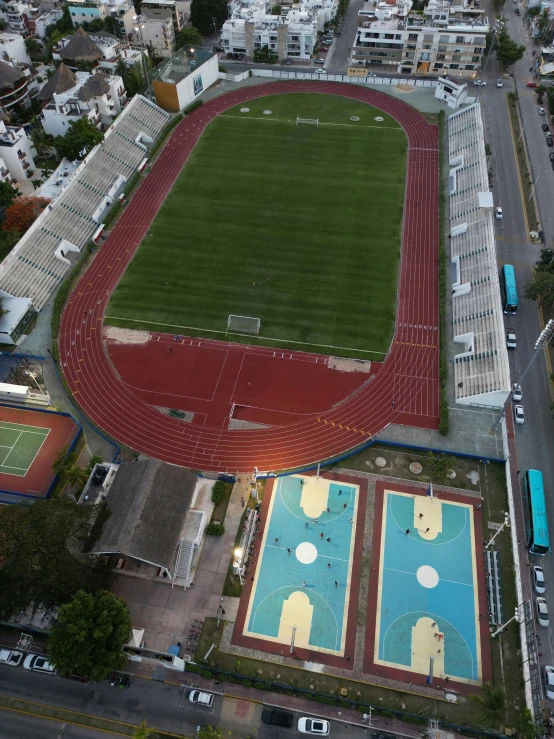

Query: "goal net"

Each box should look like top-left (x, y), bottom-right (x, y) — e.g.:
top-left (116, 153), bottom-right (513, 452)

top-left (227, 315), bottom-right (261, 335)
top-left (296, 116), bottom-right (319, 127)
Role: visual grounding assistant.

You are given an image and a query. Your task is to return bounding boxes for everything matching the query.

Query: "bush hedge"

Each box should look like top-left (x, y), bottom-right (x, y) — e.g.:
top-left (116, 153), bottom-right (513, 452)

top-left (211, 480), bottom-right (226, 504)
top-left (183, 100), bottom-right (203, 115)
top-left (206, 521), bottom-right (225, 536)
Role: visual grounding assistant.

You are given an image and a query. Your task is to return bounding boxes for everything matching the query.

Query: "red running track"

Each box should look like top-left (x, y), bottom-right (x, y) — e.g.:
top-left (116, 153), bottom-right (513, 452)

top-left (59, 82), bottom-right (439, 472)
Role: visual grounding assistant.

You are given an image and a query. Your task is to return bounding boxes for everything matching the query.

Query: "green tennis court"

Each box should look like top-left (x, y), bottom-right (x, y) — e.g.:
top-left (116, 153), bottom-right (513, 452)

top-left (0, 421), bottom-right (50, 477)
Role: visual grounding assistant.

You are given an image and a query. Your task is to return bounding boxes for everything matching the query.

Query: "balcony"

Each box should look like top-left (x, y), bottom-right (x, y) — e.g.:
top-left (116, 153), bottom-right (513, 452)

top-left (0, 168), bottom-right (8, 177)
top-left (17, 150), bottom-right (25, 160)
top-left (22, 160), bottom-right (30, 170)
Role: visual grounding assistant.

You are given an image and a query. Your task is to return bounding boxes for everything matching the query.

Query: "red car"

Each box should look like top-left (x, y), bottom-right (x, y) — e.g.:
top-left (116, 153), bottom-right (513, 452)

top-left (527, 81), bottom-right (539, 88)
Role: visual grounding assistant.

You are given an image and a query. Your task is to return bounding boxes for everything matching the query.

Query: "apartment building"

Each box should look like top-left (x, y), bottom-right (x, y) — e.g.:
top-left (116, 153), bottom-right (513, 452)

top-left (0, 31), bottom-right (31, 64)
top-left (53, 27), bottom-right (147, 73)
top-left (221, 0), bottom-right (337, 61)
top-left (0, 59), bottom-right (36, 116)
top-left (40, 64), bottom-right (126, 135)
top-left (135, 10), bottom-right (175, 57)
top-left (0, 119), bottom-right (37, 180)
top-left (351, 0), bottom-right (489, 77)
top-left (34, 8), bottom-right (64, 38)
top-left (141, 0), bottom-right (182, 34)
top-left (67, 0), bottom-right (136, 37)
top-left (0, 1), bottom-right (40, 37)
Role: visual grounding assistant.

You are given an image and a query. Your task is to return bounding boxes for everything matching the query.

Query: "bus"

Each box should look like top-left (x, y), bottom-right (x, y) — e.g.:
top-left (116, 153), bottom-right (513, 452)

top-left (501, 264), bottom-right (519, 314)
top-left (522, 469), bottom-right (550, 555)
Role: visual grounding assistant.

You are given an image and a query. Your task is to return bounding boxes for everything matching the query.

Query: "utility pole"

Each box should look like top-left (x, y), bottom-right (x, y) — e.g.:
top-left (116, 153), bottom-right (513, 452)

top-left (491, 603), bottom-right (525, 637)
top-left (485, 512), bottom-right (510, 549)
top-left (491, 319), bottom-right (554, 432)
top-left (133, 14), bottom-right (153, 100)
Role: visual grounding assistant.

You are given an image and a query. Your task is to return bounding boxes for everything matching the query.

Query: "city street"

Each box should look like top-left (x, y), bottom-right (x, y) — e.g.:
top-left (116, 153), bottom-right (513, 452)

top-left (0, 709), bottom-right (122, 739)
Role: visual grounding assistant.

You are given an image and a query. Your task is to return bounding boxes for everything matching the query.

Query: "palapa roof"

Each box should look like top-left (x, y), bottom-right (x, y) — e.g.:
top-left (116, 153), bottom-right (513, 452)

top-left (60, 27), bottom-right (103, 62)
top-left (77, 73), bottom-right (110, 101)
top-left (0, 60), bottom-right (24, 91)
top-left (39, 63), bottom-right (77, 101)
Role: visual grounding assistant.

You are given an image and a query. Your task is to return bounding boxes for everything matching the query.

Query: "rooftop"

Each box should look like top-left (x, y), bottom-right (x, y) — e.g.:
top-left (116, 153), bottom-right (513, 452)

top-left (36, 158), bottom-right (80, 202)
top-left (149, 46), bottom-right (215, 86)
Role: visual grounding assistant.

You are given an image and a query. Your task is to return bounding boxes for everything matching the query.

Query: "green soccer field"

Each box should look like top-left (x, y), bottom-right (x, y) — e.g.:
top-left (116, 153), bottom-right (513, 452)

top-left (0, 421), bottom-right (49, 476)
top-left (106, 93), bottom-right (407, 358)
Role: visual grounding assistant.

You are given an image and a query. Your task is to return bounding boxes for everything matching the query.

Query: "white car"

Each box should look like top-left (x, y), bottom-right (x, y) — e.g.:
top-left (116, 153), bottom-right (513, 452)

top-left (314, 58), bottom-right (325, 64)
top-left (545, 666), bottom-right (554, 700)
top-left (512, 383), bottom-right (522, 402)
top-left (506, 331), bottom-right (516, 350)
top-left (23, 654), bottom-right (56, 674)
top-left (298, 717), bottom-right (330, 735)
top-left (315, 69), bottom-right (327, 74)
top-left (534, 565), bottom-right (546, 594)
top-left (473, 79), bottom-right (484, 86)
top-left (495, 207), bottom-right (503, 220)
top-left (537, 597), bottom-right (550, 627)
top-left (188, 690), bottom-right (214, 707)
top-left (539, 107), bottom-right (546, 115)
top-left (514, 404), bottom-right (525, 425)
top-left (497, 79), bottom-right (503, 87)
top-left (0, 649), bottom-right (23, 666)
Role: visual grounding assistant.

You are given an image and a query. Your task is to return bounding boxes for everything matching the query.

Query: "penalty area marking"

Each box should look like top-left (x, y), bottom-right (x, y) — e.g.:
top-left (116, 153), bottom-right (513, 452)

top-left (218, 114), bottom-right (403, 130)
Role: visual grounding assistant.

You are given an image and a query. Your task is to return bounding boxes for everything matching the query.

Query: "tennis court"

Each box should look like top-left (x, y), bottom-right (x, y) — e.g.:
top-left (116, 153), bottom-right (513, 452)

top-left (0, 421), bottom-right (49, 476)
top-left (243, 475), bottom-right (359, 656)
top-left (374, 488), bottom-right (482, 684)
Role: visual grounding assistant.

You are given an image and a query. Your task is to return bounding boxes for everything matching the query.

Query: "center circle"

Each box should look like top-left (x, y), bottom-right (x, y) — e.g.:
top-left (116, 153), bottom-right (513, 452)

top-left (416, 565), bottom-right (439, 589)
top-left (296, 541), bottom-right (318, 564)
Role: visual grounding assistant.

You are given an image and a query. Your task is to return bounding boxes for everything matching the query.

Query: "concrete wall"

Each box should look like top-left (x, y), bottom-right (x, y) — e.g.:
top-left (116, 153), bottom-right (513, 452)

top-left (154, 54), bottom-right (218, 112)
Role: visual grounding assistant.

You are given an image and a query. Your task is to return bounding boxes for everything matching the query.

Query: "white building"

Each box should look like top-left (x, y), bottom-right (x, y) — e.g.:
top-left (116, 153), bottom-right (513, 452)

top-left (0, 1), bottom-right (39, 37)
top-left (40, 65), bottom-right (126, 136)
top-left (34, 9), bottom-right (64, 39)
top-left (351, 0), bottom-right (489, 77)
top-left (221, 0), bottom-right (337, 60)
top-left (0, 119), bottom-right (37, 180)
top-left (135, 11), bottom-right (176, 57)
top-left (53, 27), bottom-right (147, 74)
top-left (0, 32), bottom-right (31, 65)
top-left (68, 0), bottom-right (136, 37)
top-left (141, 0), bottom-right (183, 34)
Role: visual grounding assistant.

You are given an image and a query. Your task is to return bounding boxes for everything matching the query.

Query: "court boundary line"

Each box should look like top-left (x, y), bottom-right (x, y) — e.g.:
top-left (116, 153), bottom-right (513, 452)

top-left (0, 425), bottom-right (51, 479)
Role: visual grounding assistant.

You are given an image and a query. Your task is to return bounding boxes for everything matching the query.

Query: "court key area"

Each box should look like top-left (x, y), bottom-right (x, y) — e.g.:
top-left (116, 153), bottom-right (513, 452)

top-left (0, 421), bottom-right (50, 477)
top-left (243, 475), bottom-right (360, 656)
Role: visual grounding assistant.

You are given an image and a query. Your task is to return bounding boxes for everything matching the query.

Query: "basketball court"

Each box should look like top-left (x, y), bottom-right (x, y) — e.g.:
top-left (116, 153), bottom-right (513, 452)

top-left (366, 481), bottom-right (490, 688)
top-left (233, 473), bottom-right (367, 667)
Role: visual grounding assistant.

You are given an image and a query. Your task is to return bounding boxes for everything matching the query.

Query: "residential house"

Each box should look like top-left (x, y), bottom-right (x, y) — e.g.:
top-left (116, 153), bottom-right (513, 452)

top-left (67, 0), bottom-right (136, 37)
top-left (0, 117), bottom-right (37, 180)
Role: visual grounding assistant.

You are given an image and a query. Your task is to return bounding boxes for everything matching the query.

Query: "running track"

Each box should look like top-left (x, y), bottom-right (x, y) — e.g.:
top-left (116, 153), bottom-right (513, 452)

top-left (59, 81), bottom-right (439, 472)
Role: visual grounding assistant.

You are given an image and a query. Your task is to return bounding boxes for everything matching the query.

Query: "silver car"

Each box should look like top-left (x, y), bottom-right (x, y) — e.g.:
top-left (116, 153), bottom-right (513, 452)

top-left (537, 596), bottom-right (549, 627)
top-left (534, 566), bottom-right (546, 594)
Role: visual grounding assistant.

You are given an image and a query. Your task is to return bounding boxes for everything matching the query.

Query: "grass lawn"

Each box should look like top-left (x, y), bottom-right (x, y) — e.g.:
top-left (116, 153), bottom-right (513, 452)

top-left (106, 93), bottom-right (407, 359)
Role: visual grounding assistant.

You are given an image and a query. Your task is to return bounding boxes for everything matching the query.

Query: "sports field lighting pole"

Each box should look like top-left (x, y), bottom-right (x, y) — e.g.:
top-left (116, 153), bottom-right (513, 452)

top-left (234, 548), bottom-right (244, 585)
top-left (490, 319), bottom-right (554, 433)
top-left (133, 14), bottom-right (153, 100)
top-left (485, 512), bottom-right (510, 549)
top-left (491, 603), bottom-right (525, 638)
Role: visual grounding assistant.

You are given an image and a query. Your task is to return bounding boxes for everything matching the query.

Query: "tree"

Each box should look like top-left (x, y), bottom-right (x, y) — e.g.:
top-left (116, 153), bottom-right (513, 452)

top-left (31, 121), bottom-right (56, 161)
top-left (52, 448), bottom-right (90, 487)
top-left (0, 20), bottom-right (7, 31)
top-left (134, 720), bottom-right (158, 738)
top-left (198, 728), bottom-right (222, 739)
top-left (103, 16), bottom-right (120, 35)
top-left (525, 247), bottom-right (554, 308)
top-left (48, 590), bottom-right (131, 680)
top-left (0, 230), bottom-right (19, 261)
top-left (0, 296), bottom-right (8, 318)
top-left (175, 26), bottom-right (203, 49)
top-left (25, 37), bottom-right (44, 60)
top-left (54, 118), bottom-right (104, 161)
top-left (495, 31), bottom-right (525, 67)
top-left (31, 179), bottom-right (43, 191)
top-left (0, 180), bottom-right (21, 209)
top-left (0, 497), bottom-right (114, 620)
top-left (471, 682), bottom-right (506, 729)
top-left (190, 0), bottom-right (227, 35)
top-left (3, 196), bottom-right (50, 234)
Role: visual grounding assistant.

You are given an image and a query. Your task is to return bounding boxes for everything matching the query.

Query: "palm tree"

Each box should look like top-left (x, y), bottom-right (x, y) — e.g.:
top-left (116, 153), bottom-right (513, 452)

top-left (30, 122), bottom-right (54, 162)
top-left (471, 682), bottom-right (506, 729)
top-left (134, 720), bottom-right (157, 738)
top-left (31, 179), bottom-right (42, 191)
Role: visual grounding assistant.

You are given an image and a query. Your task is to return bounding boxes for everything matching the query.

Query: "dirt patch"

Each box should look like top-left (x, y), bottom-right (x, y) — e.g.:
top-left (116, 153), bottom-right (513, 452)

top-left (328, 357), bottom-right (372, 373)
top-left (104, 327), bottom-right (150, 344)
top-left (397, 85), bottom-right (414, 92)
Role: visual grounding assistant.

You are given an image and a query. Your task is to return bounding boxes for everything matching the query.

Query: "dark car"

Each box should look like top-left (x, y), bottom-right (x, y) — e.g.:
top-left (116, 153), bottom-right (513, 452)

top-left (548, 137), bottom-right (554, 147)
top-left (549, 152), bottom-right (554, 161)
top-left (262, 709), bottom-right (294, 727)
top-left (543, 124), bottom-right (550, 132)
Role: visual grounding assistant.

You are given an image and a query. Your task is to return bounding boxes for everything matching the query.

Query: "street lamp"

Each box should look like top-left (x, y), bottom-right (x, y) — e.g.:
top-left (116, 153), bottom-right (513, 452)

top-left (24, 370), bottom-right (42, 393)
top-left (133, 14), bottom-right (153, 100)
top-left (233, 547), bottom-right (243, 584)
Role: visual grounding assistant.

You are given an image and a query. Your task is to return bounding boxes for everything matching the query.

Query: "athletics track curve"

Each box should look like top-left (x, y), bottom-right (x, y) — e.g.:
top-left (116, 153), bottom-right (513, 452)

top-left (59, 81), bottom-right (439, 472)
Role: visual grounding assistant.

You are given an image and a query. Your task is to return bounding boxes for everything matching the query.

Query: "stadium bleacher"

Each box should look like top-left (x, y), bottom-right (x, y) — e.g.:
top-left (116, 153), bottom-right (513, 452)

top-left (0, 95), bottom-right (169, 310)
top-left (447, 103), bottom-right (511, 406)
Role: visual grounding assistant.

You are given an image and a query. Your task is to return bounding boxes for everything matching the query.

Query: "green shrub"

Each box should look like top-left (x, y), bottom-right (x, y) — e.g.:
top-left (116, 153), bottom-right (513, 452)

top-left (241, 679), bottom-right (252, 687)
top-left (206, 521), bottom-right (225, 536)
top-left (200, 669), bottom-right (212, 678)
top-left (183, 100), bottom-right (203, 115)
top-left (212, 480), bottom-right (225, 504)
top-left (186, 664), bottom-right (200, 674)
top-left (226, 676), bottom-right (237, 684)
top-left (314, 696), bottom-right (335, 705)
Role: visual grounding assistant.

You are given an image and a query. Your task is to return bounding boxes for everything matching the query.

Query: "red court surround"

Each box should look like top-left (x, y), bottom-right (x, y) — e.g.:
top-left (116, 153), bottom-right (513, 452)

top-left (59, 82), bottom-right (440, 472)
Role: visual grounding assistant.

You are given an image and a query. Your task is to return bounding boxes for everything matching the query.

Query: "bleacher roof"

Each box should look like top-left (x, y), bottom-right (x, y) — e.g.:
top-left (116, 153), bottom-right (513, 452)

top-left (0, 95), bottom-right (169, 310)
top-left (448, 103), bottom-right (510, 407)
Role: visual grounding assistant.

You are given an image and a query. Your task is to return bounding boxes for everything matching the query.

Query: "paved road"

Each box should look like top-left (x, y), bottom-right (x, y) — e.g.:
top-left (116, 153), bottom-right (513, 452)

top-left (0, 709), bottom-right (124, 739)
top-left (477, 0), bottom-right (554, 700)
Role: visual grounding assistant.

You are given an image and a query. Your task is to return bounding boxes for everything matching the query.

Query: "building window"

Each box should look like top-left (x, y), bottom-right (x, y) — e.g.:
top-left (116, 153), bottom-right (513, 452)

top-left (385, 33), bottom-right (393, 39)
top-left (472, 56), bottom-right (480, 62)
top-left (436, 54), bottom-right (445, 60)
top-left (474, 47), bottom-right (483, 53)
top-left (456, 35), bottom-right (464, 43)
top-left (434, 62), bottom-right (444, 68)
top-left (452, 54), bottom-right (461, 61)
top-left (423, 34), bottom-right (433, 42)
top-left (465, 64), bottom-right (474, 70)
top-left (408, 33), bottom-right (418, 41)
top-left (439, 35), bottom-right (448, 43)
top-left (450, 63), bottom-right (459, 69)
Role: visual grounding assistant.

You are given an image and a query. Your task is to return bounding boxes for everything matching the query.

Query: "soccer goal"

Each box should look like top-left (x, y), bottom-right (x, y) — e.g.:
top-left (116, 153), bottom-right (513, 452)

top-left (296, 116), bottom-right (319, 127)
top-left (227, 315), bottom-right (261, 335)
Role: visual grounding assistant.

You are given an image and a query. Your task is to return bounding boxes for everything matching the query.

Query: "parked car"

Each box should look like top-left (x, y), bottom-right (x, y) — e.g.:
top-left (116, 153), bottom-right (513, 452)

top-left (314, 58), bottom-right (325, 64)
top-left (545, 665), bottom-right (554, 700)
top-left (515, 7), bottom-right (520, 13)
top-left (537, 596), bottom-right (550, 627)
top-left (322, 40), bottom-right (332, 45)
top-left (262, 709), bottom-right (294, 727)
top-left (298, 717), bottom-right (331, 735)
top-left (368, 72), bottom-right (377, 77)
top-left (527, 81), bottom-right (539, 88)
top-left (547, 137), bottom-right (554, 147)
top-left (496, 78), bottom-right (503, 87)
top-left (514, 404), bottom-right (525, 425)
top-left (543, 124), bottom-right (550, 132)
top-left (495, 206), bottom-right (503, 219)
top-left (189, 690), bottom-right (214, 707)
top-left (512, 383), bottom-right (522, 401)
top-left (315, 69), bottom-right (327, 74)
top-left (534, 565), bottom-right (546, 594)
top-left (549, 152), bottom-right (554, 161)
top-left (539, 107), bottom-right (546, 115)
top-left (472, 79), bottom-right (485, 86)
top-left (506, 331), bottom-right (516, 349)
top-left (284, 58), bottom-right (292, 65)
top-left (23, 654), bottom-right (56, 674)
top-left (0, 649), bottom-right (23, 667)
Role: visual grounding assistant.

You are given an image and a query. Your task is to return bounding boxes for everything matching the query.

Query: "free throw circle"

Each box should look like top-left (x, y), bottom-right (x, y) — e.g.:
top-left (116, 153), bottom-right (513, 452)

top-left (296, 541), bottom-right (318, 564)
top-left (417, 565), bottom-right (439, 589)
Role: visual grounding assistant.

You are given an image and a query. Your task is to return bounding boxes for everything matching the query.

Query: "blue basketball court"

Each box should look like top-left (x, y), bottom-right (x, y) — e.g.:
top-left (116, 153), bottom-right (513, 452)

top-left (375, 489), bottom-right (481, 684)
top-left (244, 475), bottom-right (359, 655)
